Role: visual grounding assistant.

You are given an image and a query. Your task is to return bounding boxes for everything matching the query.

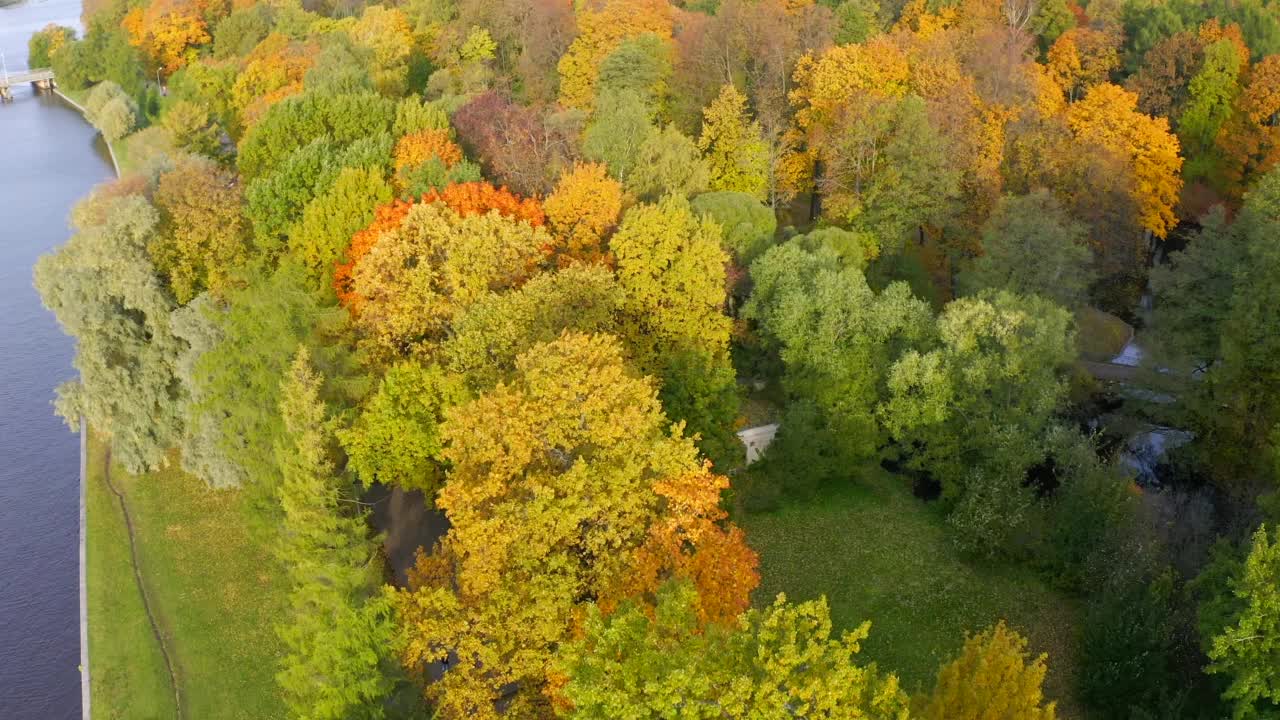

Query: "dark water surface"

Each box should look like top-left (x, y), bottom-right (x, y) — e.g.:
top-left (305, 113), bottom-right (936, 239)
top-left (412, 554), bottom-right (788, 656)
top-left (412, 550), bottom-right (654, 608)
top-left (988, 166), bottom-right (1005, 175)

top-left (1, 1), bottom-right (115, 716)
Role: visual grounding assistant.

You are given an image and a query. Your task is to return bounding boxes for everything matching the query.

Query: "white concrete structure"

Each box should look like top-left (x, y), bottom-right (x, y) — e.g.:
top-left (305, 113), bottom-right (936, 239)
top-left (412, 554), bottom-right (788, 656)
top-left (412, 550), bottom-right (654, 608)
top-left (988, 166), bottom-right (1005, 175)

top-left (736, 423), bottom-right (779, 465)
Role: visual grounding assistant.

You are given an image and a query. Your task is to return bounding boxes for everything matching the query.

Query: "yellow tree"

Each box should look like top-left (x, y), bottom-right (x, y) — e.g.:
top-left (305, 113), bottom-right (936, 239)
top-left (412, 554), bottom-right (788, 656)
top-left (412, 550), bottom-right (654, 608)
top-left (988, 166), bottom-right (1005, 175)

top-left (920, 621), bottom-right (1057, 720)
top-left (1066, 83), bottom-right (1184, 238)
top-left (557, 0), bottom-right (673, 110)
top-left (699, 84), bottom-right (770, 201)
top-left (1045, 27), bottom-right (1120, 102)
top-left (150, 155), bottom-right (249, 303)
top-left (391, 332), bottom-right (748, 717)
top-left (350, 6), bottom-right (415, 96)
top-left (230, 33), bottom-right (317, 129)
top-left (122, 0), bottom-right (212, 75)
top-left (349, 203), bottom-right (550, 361)
top-left (610, 195), bottom-right (730, 373)
top-left (543, 162), bottom-right (623, 265)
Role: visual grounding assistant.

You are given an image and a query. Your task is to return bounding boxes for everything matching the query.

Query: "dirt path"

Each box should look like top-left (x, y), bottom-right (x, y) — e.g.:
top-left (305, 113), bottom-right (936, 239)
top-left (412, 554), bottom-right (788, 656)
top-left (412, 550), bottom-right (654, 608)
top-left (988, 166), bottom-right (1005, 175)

top-left (100, 448), bottom-right (183, 720)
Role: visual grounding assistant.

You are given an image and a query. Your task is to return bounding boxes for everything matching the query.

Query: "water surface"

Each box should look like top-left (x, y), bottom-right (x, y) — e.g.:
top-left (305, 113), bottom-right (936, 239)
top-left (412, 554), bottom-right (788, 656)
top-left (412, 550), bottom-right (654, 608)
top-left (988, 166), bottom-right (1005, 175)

top-left (1, 1), bottom-right (115, 715)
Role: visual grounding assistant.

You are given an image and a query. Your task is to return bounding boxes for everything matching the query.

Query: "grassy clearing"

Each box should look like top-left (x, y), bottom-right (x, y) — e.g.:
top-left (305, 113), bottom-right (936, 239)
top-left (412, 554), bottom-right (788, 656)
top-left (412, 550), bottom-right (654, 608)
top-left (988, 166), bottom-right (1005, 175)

top-left (86, 433), bottom-right (288, 719)
top-left (86, 433), bottom-right (175, 720)
top-left (740, 469), bottom-right (1081, 714)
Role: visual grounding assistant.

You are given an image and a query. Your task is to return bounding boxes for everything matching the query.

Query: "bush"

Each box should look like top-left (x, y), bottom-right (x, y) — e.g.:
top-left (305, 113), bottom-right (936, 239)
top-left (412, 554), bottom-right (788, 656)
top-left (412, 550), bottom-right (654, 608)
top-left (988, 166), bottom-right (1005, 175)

top-left (84, 81), bottom-right (128, 123)
top-left (96, 95), bottom-right (138, 143)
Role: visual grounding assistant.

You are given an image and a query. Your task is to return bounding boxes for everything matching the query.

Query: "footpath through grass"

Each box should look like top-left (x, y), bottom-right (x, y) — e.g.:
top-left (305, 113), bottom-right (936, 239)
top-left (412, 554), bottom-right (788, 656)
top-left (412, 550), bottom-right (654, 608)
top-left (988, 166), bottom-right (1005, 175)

top-left (86, 432), bottom-right (287, 719)
top-left (740, 469), bottom-right (1081, 714)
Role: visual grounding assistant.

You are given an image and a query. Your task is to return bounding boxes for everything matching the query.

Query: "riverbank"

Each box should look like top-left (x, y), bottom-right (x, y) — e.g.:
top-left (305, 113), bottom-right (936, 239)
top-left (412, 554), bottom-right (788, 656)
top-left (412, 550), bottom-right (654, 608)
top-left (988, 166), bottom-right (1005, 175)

top-left (84, 433), bottom-right (288, 719)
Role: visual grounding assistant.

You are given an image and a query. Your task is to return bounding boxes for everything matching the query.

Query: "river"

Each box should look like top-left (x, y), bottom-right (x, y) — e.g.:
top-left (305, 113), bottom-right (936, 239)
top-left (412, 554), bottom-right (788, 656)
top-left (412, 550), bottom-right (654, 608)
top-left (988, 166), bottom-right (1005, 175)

top-left (1, 1), bottom-right (115, 717)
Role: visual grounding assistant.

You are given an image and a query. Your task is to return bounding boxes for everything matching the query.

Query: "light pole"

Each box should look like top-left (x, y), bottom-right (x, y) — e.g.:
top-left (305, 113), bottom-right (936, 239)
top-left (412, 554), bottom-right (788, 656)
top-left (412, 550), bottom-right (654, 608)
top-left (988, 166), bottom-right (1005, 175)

top-left (2, 50), bottom-right (9, 85)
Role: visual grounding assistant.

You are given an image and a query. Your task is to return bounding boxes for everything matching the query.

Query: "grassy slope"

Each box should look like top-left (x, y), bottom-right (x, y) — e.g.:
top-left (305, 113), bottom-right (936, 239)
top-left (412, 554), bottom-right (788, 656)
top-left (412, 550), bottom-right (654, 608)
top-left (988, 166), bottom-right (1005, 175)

top-left (86, 433), bottom-right (175, 720)
top-left (740, 469), bottom-right (1081, 714)
top-left (86, 434), bottom-right (288, 719)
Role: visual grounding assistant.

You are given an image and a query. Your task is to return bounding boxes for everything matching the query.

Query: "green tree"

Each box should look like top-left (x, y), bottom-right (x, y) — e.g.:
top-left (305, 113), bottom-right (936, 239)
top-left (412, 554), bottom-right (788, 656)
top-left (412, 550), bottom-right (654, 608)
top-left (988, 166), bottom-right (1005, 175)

top-left (286, 166), bottom-right (393, 293)
top-left (921, 621), bottom-right (1057, 720)
top-left (834, 0), bottom-right (881, 45)
top-left (698, 84), bottom-right (769, 200)
top-left (597, 32), bottom-right (673, 116)
top-left (179, 264), bottom-right (362, 490)
top-left (161, 100), bottom-right (222, 158)
top-left (555, 581), bottom-right (910, 718)
top-left (583, 90), bottom-right (657, 186)
top-left (958, 191), bottom-right (1095, 308)
top-left (237, 90), bottom-right (395, 181)
top-left (1208, 524), bottom-right (1280, 718)
top-left (612, 196), bottom-right (738, 459)
top-left (442, 264), bottom-right (624, 392)
top-left (1150, 207), bottom-right (1243, 367)
top-left (820, 95), bottom-right (961, 254)
top-left (690, 190), bottom-right (777, 266)
top-left (35, 195), bottom-right (185, 473)
top-left (274, 348), bottom-right (393, 720)
top-left (212, 5), bottom-right (271, 59)
top-left (1180, 39), bottom-right (1246, 181)
top-left (746, 240), bottom-right (933, 472)
top-left (246, 134), bottom-right (392, 258)
top-left (27, 24), bottom-right (75, 68)
top-left (880, 292), bottom-right (1074, 551)
top-left (338, 362), bottom-right (466, 494)
top-left (626, 124), bottom-right (710, 202)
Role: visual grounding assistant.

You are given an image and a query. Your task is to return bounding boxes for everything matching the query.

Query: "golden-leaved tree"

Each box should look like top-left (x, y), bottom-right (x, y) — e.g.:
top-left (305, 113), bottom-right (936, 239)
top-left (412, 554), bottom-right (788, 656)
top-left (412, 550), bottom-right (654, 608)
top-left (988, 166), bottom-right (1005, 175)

top-left (699, 84), bottom-right (770, 201)
top-left (391, 332), bottom-right (756, 718)
top-left (1065, 83), bottom-right (1184, 239)
top-left (920, 621), bottom-right (1057, 720)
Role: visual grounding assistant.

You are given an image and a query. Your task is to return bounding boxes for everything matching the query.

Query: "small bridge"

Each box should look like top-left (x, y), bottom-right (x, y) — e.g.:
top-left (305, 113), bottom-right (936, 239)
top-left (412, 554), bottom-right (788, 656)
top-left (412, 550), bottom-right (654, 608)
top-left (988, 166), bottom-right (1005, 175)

top-left (1, 68), bottom-right (56, 102)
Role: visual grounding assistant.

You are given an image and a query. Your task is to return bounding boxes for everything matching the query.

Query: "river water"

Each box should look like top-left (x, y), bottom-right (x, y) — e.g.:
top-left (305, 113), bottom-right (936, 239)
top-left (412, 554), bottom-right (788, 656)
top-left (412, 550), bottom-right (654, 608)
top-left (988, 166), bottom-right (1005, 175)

top-left (1, 1), bottom-right (115, 716)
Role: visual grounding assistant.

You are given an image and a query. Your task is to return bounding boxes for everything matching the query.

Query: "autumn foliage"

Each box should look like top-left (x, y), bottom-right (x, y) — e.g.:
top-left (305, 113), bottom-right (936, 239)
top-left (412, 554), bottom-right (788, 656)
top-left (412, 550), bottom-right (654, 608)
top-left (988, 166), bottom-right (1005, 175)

top-left (543, 162), bottom-right (622, 264)
top-left (392, 129), bottom-right (464, 173)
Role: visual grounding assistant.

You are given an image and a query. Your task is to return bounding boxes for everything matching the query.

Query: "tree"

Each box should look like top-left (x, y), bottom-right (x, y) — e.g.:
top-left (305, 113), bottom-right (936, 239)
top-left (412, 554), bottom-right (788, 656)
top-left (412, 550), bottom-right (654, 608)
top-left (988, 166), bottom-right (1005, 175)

top-left (391, 333), bottom-right (748, 716)
top-left (690, 191), bottom-right (777, 267)
top-left (286, 166), bottom-right (394, 293)
top-left (1125, 30), bottom-right (1204, 119)
top-left (346, 202), bottom-right (550, 361)
top-left (237, 91), bottom-right (395, 181)
top-left (554, 582), bottom-right (910, 718)
top-left (611, 196), bottom-right (736, 454)
top-left (350, 6), bottom-right (415, 95)
top-left (150, 155), bottom-right (250, 304)
top-left (597, 32), bottom-right (674, 116)
top-left (819, 94), bottom-right (961, 254)
top-left (698, 84), bottom-right (769, 200)
top-left (28, 24), bottom-right (76, 68)
top-left (246, 134), bottom-right (393, 257)
top-left (442, 264), bottom-right (623, 391)
top-left (1045, 27), bottom-right (1120, 102)
top-left (35, 195), bottom-right (185, 474)
top-left (625, 125), bottom-right (711, 201)
top-left (121, 0), bottom-right (212, 75)
top-left (1208, 524), bottom-right (1280, 718)
top-left (231, 33), bottom-right (318, 130)
top-left (921, 621), bottom-right (1058, 720)
top-left (834, 0), bottom-right (881, 45)
top-left (958, 191), bottom-right (1094, 308)
top-left (178, 264), bottom-right (360, 490)
top-left (556, 0), bottom-right (673, 110)
top-left (338, 362), bottom-right (466, 494)
top-left (745, 240), bottom-right (933, 470)
top-left (1180, 38), bottom-right (1247, 181)
top-left (1066, 83), bottom-right (1184, 239)
top-left (95, 95), bottom-right (139, 144)
top-left (452, 91), bottom-right (576, 195)
top-left (1150, 208), bottom-right (1243, 366)
top-left (1217, 54), bottom-right (1280, 197)
top-left (211, 5), bottom-right (270, 59)
top-left (543, 163), bottom-right (623, 265)
top-left (582, 90), bottom-right (659, 187)
top-left (161, 100), bottom-right (222, 157)
top-left (274, 348), bottom-right (393, 720)
top-left (880, 292), bottom-right (1074, 551)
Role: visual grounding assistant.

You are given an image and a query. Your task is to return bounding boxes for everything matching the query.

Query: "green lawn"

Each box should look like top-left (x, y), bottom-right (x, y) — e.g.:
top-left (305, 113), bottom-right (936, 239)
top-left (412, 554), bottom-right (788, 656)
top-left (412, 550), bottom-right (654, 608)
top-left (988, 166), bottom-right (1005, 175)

top-left (86, 432), bottom-right (288, 719)
top-left (740, 469), bottom-right (1081, 714)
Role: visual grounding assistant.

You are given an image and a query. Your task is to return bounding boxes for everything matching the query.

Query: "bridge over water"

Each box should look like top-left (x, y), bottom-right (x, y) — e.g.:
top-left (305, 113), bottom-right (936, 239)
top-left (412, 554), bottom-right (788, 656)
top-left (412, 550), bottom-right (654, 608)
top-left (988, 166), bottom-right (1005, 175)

top-left (0, 68), bottom-right (55, 102)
